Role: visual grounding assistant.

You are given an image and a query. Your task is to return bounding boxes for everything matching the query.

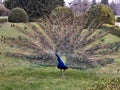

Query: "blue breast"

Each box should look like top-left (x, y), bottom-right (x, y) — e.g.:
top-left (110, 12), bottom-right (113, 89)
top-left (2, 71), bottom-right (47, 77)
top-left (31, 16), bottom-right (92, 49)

top-left (55, 54), bottom-right (67, 68)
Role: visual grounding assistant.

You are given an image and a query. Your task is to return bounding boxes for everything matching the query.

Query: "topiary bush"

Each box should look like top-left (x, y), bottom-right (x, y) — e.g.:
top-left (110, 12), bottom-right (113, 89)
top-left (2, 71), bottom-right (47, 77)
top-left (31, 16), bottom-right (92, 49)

top-left (8, 7), bottom-right (28, 23)
top-left (86, 4), bottom-right (115, 28)
top-left (51, 6), bottom-right (74, 24)
top-left (116, 16), bottom-right (120, 22)
top-left (0, 18), bottom-right (8, 23)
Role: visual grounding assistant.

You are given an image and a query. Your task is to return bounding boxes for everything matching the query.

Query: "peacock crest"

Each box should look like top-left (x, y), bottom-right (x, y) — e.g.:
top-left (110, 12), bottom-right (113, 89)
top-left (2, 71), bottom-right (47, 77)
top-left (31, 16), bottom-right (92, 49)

top-left (0, 8), bottom-right (120, 69)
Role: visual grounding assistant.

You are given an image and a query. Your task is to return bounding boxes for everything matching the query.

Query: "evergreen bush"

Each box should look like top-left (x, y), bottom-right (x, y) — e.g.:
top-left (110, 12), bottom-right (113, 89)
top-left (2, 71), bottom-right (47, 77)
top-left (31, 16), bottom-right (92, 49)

top-left (51, 6), bottom-right (74, 24)
top-left (116, 17), bottom-right (120, 22)
top-left (8, 7), bottom-right (28, 23)
top-left (86, 4), bottom-right (115, 28)
top-left (0, 18), bottom-right (7, 23)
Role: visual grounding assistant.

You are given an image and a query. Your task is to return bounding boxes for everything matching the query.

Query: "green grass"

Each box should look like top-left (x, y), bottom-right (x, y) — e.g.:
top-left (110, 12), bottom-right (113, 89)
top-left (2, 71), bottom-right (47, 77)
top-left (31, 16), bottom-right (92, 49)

top-left (0, 22), bottom-right (120, 90)
top-left (104, 34), bottom-right (120, 43)
top-left (0, 56), bottom-right (116, 90)
top-left (0, 55), bottom-right (119, 90)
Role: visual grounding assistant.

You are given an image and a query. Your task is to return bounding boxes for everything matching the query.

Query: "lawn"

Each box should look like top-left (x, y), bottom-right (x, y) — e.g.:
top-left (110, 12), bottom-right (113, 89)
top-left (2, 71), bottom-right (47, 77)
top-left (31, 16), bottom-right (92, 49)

top-left (0, 22), bottom-right (120, 90)
top-left (0, 55), bottom-right (120, 90)
top-left (0, 56), bottom-right (118, 90)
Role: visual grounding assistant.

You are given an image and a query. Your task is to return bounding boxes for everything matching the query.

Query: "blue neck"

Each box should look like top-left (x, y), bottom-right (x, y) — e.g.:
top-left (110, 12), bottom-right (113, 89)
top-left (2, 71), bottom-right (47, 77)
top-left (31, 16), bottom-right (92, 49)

top-left (55, 54), bottom-right (65, 65)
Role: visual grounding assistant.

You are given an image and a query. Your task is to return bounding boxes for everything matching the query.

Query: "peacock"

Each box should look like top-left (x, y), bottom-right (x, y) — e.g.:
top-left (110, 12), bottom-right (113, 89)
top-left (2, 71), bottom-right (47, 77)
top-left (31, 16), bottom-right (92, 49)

top-left (0, 7), bottom-right (120, 70)
top-left (55, 49), bottom-right (68, 71)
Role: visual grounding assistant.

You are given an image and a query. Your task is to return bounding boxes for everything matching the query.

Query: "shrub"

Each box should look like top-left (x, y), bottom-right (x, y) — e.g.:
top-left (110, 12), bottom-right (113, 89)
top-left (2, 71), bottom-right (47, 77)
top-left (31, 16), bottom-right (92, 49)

top-left (8, 7), bottom-right (28, 23)
top-left (116, 16), bottom-right (120, 22)
top-left (0, 18), bottom-right (8, 23)
top-left (51, 6), bottom-right (74, 24)
top-left (86, 4), bottom-right (115, 28)
top-left (52, 6), bottom-right (73, 17)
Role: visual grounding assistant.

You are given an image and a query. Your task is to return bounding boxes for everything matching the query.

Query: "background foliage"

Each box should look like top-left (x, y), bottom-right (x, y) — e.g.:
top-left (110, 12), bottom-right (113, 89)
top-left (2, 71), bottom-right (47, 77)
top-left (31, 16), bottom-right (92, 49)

top-left (4, 0), bottom-right (64, 20)
top-left (86, 4), bottom-right (115, 28)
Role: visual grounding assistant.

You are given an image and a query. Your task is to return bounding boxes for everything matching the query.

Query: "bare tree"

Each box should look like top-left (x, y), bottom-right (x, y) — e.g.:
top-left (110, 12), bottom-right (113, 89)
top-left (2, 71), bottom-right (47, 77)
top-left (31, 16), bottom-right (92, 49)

top-left (101, 0), bottom-right (109, 5)
top-left (70, 0), bottom-right (92, 14)
top-left (92, 0), bottom-right (96, 5)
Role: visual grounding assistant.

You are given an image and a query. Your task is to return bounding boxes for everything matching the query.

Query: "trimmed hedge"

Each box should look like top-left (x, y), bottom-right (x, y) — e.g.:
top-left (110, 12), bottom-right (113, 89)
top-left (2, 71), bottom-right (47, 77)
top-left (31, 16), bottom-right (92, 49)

top-left (0, 18), bottom-right (8, 23)
top-left (116, 16), bottom-right (120, 22)
top-left (51, 6), bottom-right (74, 24)
top-left (8, 7), bottom-right (28, 23)
top-left (86, 4), bottom-right (115, 28)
